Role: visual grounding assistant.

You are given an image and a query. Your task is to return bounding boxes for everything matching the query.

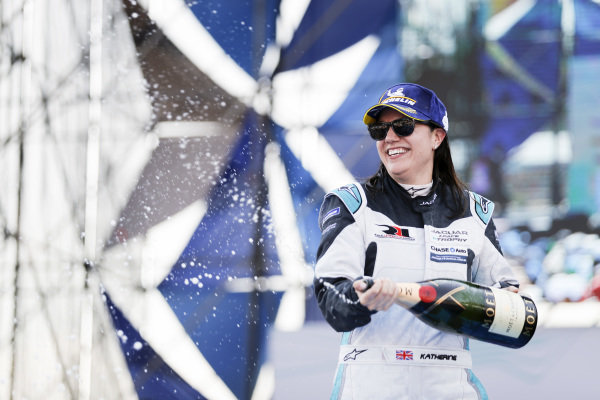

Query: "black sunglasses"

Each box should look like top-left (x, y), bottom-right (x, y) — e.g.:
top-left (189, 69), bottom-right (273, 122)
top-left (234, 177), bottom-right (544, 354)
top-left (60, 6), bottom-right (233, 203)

top-left (368, 118), bottom-right (416, 141)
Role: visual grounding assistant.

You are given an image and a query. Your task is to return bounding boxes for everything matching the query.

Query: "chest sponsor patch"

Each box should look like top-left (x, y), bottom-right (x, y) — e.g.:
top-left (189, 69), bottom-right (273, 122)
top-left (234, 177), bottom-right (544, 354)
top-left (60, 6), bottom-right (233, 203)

top-left (374, 224), bottom-right (415, 241)
top-left (430, 253), bottom-right (468, 264)
top-left (430, 245), bottom-right (468, 264)
top-left (429, 228), bottom-right (469, 243)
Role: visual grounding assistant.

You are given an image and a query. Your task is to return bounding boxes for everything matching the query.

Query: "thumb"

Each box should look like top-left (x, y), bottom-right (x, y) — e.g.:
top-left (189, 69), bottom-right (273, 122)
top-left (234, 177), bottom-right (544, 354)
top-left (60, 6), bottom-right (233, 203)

top-left (354, 279), bottom-right (368, 293)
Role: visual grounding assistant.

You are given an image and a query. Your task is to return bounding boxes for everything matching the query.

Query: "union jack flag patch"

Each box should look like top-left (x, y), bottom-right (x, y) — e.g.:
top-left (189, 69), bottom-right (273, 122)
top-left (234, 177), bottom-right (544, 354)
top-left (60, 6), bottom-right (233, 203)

top-left (396, 350), bottom-right (413, 360)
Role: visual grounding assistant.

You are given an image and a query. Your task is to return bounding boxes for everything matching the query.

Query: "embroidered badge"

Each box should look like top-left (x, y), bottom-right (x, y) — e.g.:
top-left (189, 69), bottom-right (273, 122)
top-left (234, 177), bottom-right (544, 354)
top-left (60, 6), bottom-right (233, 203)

top-left (374, 224), bottom-right (415, 241)
top-left (471, 192), bottom-right (494, 225)
top-left (331, 184), bottom-right (362, 214)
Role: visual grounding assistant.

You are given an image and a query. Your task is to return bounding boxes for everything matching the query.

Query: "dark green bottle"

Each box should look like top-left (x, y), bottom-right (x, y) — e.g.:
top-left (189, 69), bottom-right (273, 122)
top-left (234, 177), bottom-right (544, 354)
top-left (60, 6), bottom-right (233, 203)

top-left (367, 278), bottom-right (537, 349)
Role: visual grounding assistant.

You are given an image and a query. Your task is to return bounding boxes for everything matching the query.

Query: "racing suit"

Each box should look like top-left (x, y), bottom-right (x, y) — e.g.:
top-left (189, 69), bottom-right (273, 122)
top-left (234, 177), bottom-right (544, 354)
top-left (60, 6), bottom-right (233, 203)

top-left (314, 172), bottom-right (518, 400)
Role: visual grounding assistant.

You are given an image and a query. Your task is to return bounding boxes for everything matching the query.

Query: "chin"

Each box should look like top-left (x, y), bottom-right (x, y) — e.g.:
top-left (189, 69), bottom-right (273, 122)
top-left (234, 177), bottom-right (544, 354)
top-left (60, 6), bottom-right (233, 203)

top-left (388, 171), bottom-right (409, 183)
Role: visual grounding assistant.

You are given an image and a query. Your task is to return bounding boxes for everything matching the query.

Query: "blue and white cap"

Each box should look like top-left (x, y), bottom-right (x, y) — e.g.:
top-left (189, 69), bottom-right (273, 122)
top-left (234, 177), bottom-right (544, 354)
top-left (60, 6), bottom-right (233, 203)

top-left (363, 83), bottom-right (449, 132)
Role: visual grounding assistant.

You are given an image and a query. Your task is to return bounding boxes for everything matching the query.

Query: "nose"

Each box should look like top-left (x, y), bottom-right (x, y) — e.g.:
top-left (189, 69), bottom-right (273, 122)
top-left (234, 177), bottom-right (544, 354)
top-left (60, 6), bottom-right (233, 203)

top-left (384, 126), bottom-right (397, 141)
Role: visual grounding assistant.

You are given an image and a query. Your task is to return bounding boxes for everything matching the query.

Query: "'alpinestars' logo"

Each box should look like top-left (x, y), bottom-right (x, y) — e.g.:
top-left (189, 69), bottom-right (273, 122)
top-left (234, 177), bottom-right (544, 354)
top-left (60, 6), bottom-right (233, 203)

top-left (343, 348), bottom-right (367, 361)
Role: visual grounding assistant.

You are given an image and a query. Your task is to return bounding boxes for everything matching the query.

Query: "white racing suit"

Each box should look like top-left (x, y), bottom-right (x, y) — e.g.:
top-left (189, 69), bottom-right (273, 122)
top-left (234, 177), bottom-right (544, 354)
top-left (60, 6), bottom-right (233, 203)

top-left (314, 175), bottom-right (518, 400)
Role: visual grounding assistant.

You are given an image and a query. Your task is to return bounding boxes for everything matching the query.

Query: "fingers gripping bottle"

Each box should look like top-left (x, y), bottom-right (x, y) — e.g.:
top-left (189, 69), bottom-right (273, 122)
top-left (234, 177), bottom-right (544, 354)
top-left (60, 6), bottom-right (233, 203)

top-left (364, 278), bottom-right (537, 349)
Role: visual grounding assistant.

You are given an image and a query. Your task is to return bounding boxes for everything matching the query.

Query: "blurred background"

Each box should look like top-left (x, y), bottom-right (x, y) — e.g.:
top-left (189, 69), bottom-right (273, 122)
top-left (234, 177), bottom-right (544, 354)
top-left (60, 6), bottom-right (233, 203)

top-left (1, 0), bottom-right (600, 399)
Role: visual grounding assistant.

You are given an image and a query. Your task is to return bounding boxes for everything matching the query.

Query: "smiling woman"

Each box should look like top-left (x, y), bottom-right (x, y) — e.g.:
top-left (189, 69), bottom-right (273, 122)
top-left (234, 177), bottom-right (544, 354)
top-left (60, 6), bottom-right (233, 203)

top-left (313, 83), bottom-right (521, 400)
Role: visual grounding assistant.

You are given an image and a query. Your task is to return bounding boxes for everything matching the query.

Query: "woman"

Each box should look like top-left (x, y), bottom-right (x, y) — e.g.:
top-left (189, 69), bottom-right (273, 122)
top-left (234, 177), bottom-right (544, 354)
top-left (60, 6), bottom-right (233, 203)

top-left (313, 83), bottom-right (519, 399)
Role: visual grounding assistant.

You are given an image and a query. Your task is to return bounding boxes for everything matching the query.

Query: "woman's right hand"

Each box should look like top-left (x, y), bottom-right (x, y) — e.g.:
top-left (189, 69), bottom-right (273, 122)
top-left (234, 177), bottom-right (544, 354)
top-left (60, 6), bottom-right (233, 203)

top-left (353, 278), bottom-right (398, 311)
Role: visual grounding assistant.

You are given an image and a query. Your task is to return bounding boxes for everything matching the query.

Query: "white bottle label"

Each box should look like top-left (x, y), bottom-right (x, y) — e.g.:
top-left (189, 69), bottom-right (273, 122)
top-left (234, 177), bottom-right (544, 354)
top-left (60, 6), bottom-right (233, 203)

top-left (489, 287), bottom-right (526, 338)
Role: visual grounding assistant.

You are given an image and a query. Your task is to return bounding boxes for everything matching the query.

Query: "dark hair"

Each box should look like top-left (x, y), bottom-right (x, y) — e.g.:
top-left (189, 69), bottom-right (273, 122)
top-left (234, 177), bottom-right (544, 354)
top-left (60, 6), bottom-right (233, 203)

top-left (434, 133), bottom-right (468, 216)
top-left (365, 125), bottom-right (468, 217)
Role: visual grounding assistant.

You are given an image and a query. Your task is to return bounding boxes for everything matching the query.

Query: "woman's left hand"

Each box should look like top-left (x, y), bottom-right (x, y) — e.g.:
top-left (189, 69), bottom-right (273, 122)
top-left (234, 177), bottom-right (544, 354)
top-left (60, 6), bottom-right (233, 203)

top-left (504, 285), bottom-right (519, 293)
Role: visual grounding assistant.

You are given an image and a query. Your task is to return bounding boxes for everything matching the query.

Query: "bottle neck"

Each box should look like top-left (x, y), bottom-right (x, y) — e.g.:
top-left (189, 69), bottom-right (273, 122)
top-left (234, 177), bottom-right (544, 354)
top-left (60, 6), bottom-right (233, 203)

top-left (394, 282), bottom-right (423, 307)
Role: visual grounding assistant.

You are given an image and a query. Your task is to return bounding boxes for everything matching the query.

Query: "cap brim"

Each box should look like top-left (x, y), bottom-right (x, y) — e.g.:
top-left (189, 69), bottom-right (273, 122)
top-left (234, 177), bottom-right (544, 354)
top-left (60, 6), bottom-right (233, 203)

top-left (362, 104), bottom-right (430, 125)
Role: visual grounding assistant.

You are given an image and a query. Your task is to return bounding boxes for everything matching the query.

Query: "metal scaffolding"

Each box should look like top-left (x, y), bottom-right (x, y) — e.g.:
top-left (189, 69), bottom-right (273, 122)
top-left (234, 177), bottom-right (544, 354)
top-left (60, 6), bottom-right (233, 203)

top-left (0, 0), bottom-right (151, 398)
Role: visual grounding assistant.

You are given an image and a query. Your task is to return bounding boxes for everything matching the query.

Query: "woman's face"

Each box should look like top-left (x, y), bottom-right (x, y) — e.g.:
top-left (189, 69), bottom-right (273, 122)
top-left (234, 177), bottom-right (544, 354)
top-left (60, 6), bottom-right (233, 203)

top-left (375, 108), bottom-right (446, 185)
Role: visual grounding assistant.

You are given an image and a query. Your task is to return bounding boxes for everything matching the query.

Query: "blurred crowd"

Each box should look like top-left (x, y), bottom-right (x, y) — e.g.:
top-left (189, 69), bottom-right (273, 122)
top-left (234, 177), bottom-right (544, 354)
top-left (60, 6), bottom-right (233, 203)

top-left (499, 214), bottom-right (600, 303)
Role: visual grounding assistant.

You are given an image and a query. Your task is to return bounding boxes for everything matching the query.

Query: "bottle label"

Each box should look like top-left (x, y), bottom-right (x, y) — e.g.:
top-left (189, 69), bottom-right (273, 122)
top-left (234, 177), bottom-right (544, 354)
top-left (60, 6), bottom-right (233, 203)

top-left (489, 287), bottom-right (526, 338)
top-left (393, 282), bottom-right (423, 307)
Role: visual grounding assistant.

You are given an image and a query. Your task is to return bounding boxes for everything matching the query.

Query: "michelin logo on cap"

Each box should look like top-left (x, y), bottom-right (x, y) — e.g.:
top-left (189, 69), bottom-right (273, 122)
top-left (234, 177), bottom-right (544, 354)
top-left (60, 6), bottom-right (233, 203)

top-left (381, 96), bottom-right (416, 107)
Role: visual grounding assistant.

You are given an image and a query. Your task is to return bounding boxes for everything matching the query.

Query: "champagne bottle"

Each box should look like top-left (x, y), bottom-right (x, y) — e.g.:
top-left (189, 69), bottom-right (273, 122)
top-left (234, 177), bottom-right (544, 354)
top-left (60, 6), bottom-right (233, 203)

top-left (363, 278), bottom-right (537, 349)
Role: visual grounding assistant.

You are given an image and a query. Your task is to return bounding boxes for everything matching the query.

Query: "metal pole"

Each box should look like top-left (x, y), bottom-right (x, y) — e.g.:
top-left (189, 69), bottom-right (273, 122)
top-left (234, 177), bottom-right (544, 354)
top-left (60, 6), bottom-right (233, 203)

top-left (79, 0), bottom-right (103, 398)
top-left (9, 0), bottom-right (30, 397)
top-left (552, 0), bottom-right (574, 213)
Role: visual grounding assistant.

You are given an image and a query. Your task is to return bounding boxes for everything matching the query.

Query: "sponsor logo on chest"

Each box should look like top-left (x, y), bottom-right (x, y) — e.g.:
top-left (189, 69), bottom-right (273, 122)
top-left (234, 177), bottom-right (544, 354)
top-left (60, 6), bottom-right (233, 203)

top-left (429, 228), bottom-right (469, 243)
top-left (430, 253), bottom-right (468, 264)
top-left (429, 245), bottom-right (469, 264)
top-left (430, 245), bottom-right (467, 254)
top-left (374, 224), bottom-right (415, 241)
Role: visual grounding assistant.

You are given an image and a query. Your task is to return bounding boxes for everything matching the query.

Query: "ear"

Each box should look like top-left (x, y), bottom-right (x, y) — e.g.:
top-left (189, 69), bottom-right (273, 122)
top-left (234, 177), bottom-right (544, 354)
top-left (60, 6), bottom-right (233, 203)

top-left (432, 128), bottom-right (446, 150)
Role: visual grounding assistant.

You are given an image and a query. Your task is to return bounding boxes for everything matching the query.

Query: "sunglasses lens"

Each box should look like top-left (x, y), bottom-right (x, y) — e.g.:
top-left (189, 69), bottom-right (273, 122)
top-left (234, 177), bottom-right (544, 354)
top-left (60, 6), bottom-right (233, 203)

top-left (368, 124), bottom-right (388, 141)
top-left (391, 119), bottom-right (415, 136)
top-left (368, 118), bottom-right (416, 140)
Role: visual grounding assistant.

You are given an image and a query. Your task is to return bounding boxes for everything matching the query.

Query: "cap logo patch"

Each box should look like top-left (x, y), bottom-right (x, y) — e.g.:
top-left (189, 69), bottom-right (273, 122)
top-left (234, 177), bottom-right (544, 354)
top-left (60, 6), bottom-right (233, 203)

top-left (387, 87), bottom-right (405, 97)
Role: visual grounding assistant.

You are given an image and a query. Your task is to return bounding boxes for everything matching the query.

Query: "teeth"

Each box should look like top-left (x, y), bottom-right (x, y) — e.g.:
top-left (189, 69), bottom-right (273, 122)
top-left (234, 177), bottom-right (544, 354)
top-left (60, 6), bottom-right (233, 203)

top-left (388, 148), bottom-right (407, 156)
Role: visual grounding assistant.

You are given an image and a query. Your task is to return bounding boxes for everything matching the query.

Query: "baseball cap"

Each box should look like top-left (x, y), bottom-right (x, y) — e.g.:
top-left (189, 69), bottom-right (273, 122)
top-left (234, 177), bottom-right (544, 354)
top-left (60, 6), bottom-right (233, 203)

top-left (363, 83), bottom-right (449, 132)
